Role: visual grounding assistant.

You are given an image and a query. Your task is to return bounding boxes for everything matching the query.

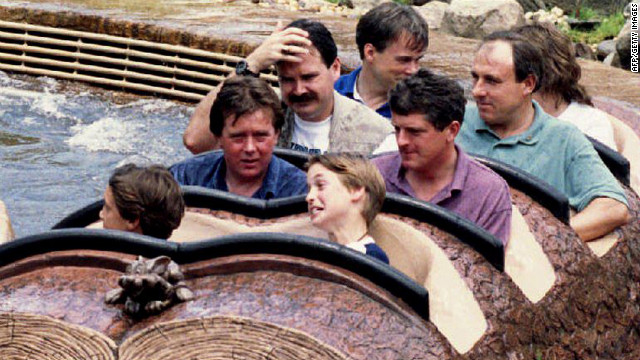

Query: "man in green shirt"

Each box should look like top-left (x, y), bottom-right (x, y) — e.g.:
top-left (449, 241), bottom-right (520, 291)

top-left (457, 31), bottom-right (630, 242)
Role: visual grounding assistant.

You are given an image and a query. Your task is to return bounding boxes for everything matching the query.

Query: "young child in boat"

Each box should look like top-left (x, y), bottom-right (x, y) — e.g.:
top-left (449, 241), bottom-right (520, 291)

top-left (306, 154), bottom-right (389, 264)
top-left (100, 164), bottom-right (185, 240)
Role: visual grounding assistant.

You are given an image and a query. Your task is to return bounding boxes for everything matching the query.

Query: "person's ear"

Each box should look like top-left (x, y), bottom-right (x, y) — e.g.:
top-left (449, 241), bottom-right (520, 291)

top-left (330, 57), bottom-right (341, 82)
top-left (446, 121), bottom-right (461, 141)
top-left (363, 43), bottom-right (376, 62)
top-left (522, 74), bottom-right (536, 97)
top-left (349, 186), bottom-right (366, 204)
top-left (125, 217), bottom-right (141, 234)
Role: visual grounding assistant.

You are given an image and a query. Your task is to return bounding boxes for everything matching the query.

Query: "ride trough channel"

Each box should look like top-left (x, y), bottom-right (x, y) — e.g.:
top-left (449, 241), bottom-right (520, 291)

top-left (0, 2), bottom-right (640, 359)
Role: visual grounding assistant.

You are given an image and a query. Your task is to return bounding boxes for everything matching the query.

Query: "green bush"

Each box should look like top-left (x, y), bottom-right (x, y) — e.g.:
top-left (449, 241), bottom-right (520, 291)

top-left (565, 10), bottom-right (626, 44)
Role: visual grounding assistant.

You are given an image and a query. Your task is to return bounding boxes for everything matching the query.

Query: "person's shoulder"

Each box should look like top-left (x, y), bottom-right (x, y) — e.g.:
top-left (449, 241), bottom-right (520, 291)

top-left (171, 151), bottom-right (224, 170)
top-left (334, 67), bottom-right (359, 95)
top-left (463, 152), bottom-right (510, 191)
top-left (364, 242), bottom-right (390, 264)
top-left (271, 154), bottom-right (306, 179)
top-left (371, 152), bottom-right (399, 169)
top-left (335, 92), bottom-right (393, 130)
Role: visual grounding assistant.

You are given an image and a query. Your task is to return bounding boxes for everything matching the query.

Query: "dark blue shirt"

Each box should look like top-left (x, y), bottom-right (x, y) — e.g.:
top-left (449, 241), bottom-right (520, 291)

top-left (334, 66), bottom-right (392, 119)
top-left (365, 243), bottom-right (389, 264)
top-left (169, 151), bottom-right (308, 199)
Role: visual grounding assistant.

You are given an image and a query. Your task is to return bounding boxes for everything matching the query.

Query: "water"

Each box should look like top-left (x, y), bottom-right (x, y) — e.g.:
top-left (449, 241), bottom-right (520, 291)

top-left (0, 72), bottom-right (193, 238)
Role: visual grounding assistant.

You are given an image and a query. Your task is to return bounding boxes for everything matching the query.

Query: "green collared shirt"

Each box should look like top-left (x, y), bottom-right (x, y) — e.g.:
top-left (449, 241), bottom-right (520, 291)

top-left (457, 101), bottom-right (628, 211)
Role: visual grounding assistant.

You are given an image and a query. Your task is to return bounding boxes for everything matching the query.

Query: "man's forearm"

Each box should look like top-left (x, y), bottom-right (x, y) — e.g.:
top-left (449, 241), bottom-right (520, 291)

top-left (570, 197), bottom-right (630, 241)
top-left (183, 86), bottom-right (220, 154)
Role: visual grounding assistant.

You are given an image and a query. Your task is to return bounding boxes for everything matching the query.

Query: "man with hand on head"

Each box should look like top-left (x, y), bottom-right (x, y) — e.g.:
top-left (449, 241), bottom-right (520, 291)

top-left (171, 76), bottom-right (307, 199)
top-left (457, 31), bottom-right (630, 241)
top-left (335, 2), bottom-right (429, 118)
top-left (183, 19), bottom-right (395, 156)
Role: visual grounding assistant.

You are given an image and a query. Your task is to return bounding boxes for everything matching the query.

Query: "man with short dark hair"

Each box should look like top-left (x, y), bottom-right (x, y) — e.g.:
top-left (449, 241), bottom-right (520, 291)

top-left (171, 76), bottom-right (307, 199)
top-left (457, 31), bottom-right (630, 241)
top-left (335, 2), bottom-right (429, 118)
top-left (183, 19), bottom-right (394, 155)
top-left (373, 69), bottom-right (512, 245)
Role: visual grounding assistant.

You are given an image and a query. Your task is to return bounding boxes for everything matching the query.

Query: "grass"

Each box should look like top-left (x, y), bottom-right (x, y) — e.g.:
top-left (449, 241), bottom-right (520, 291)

top-left (574, 6), bottom-right (599, 20)
top-left (565, 9), bottom-right (626, 45)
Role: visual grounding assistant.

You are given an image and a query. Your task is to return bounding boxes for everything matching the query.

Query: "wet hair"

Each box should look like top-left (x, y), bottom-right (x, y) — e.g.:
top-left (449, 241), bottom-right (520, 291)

top-left (356, 2), bottom-right (429, 59)
top-left (306, 153), bottom-right (385, 227)
top-left (389, 68), bottom-right (466, 130)
top-left (108, 164), bottom-right (185, 239)
top-left (481, 31), bottom-right (544, 93)
top-left (285, 19), bottom-right (337, 68)
top-left (209, 76), bottom-right (284, 136)
top-left (513, 23), bottom-right (592, 106)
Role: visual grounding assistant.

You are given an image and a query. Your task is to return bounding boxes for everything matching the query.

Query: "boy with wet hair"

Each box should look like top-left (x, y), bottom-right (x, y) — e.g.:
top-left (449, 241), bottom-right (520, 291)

top-left (335, 2), bottom-right (429, 118)
top-left (100, 164), bottom-right (185, 240)
top-left (306, 153), bottom-right (389, 263)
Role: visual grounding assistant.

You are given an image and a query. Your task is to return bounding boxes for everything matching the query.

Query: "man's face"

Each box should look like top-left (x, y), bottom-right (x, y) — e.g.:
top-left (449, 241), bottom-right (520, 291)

top-left (471, 40), bottom-right (532, 127)
top-left (366, 33), bottom-right (425, 91)
top-left (219, 108), bottom-right (279, 183)
top-left (277, 47), bottom-right (340, 122)
top-left (393, 112), bottom-right (457, 173)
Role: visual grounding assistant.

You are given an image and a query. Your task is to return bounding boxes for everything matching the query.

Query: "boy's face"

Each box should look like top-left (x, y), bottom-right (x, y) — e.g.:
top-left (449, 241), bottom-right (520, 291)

top-left (99, 186), bottom-right (137, 232)
top-left (306, 164), bottom-right (361, 232)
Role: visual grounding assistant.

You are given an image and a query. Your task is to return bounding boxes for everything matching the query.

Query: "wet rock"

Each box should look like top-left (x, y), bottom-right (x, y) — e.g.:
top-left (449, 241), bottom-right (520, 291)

top-left (440, 0), bottom-right (525, 39)
top-left (597, 39), bottom-right (617, 60)
top-left (616, 31), bottom-right (634, 71)
top-left (516, 0), bottom-right (546, 13)
top-left (613, 3), bottom-right (639, 72)
top-left (525, 6), bottom-right (570, 31)
top-left (349, 0), bottom-right (387, 11)
top-left (574, 42), bottom-right (596, 61)
top-left (604, 49), bottom-right (622, 67)
top-left (545, 0), bottom-right (628, 16)
top-left (413, 1), bottom-right (449, 29)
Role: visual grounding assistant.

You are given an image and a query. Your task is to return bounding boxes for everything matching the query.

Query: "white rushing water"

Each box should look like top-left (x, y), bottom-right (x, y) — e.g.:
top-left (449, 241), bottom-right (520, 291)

top-left (0, 71), bottom-right (193, 238)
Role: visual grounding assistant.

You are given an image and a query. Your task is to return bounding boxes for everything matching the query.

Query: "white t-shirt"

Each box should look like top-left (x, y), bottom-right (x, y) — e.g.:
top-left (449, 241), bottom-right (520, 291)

top-left (558, 102), bottom-right (617, 150)
top-left (290, 114), bottom-right (331, 154)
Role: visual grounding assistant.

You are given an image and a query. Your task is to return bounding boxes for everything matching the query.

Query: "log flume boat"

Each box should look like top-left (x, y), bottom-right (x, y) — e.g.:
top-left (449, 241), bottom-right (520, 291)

top-left (0, 144), bottom-right (637, 359)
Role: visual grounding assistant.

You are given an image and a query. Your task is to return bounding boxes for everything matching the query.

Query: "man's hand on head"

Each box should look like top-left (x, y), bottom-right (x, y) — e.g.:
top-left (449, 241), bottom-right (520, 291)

top-left (246, 22), bottom-right (312, 73)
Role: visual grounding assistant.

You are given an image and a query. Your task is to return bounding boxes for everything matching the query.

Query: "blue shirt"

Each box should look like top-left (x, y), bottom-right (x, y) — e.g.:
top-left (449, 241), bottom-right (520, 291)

top-left (457, 101), bottom-right (628, 211)
top-left (334, 66), bottom-right (392, 119)
top-left (365, 243), bottom-right (390, 264)
top-left (169, 151), bottom-right (308, 199)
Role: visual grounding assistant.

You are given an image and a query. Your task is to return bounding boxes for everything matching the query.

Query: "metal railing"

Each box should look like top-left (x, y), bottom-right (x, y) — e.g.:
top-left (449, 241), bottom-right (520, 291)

top-left (0, 20), bottom-right (278, 101)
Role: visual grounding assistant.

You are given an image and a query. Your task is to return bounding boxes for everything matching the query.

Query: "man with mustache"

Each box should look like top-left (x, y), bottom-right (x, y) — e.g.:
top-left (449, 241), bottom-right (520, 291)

top-left (183, 19), bottom-right (394, 155)
top-left (373, 69), bottom-right (512, 246)
top-left (170, 76), bottom-right (308, 199)
top-left (335, 2), bottom-right (429, 118)
top-left (457, 31), bottom-right (629, 241)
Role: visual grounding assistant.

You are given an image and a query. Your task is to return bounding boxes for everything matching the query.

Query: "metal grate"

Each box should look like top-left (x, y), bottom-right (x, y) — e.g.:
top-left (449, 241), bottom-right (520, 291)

top-left (0, 20), bottom-right (279, 102)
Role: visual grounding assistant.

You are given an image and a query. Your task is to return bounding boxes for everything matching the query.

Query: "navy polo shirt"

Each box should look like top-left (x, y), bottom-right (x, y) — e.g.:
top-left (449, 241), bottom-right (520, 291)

top-left (169, 151), bottom-right (308, 199)
top-left (334, 66), bottom-right (392, 119)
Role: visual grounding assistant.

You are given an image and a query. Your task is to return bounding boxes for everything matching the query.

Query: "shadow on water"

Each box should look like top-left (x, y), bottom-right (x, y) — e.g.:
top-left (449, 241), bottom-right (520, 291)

top-left (0, 71), bottom-right (193, 238)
